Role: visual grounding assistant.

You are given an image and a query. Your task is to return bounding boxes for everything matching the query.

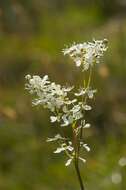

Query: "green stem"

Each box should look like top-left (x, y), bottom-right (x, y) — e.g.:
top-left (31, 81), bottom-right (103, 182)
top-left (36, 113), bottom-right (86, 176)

top-left (87, 66), bottom-right (93, 88)
top-left (79, 66), bottom-right (93, 145)
top-left (72, 123), bottom-right (85, 190)
top-left (74, 158), bottom-right (85, 190)
top-left (74, 67), bottom-right (93, 190)
top-left (72, 67), bottom-right (93, 190)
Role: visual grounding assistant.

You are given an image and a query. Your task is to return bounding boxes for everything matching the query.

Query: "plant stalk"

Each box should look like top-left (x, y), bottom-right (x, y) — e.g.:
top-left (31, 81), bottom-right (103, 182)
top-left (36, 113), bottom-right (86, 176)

top-left (74, 158), bottom-right (85, 190)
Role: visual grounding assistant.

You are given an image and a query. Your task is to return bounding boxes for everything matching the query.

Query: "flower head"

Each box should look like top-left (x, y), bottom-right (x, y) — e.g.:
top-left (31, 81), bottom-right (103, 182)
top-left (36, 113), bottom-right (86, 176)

top-left (25, 75), bottom-right (84, 127)
top-left (63, 39), bottom-right (108, 71)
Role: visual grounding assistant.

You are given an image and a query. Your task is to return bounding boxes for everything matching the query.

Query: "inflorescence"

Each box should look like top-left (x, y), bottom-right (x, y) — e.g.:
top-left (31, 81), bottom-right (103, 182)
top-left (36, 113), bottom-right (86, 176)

top-left (25, 39), bottom-right (108, 166)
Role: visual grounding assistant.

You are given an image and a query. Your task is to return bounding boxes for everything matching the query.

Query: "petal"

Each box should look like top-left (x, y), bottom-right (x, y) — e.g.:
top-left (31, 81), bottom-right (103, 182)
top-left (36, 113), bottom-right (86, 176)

top-left (84, 123), bottom-right (91, 128)
top-left (79, 157), bottom-right (86, 163)
top-left (54, 147), bottom-right (65, 153)
top-left (65, 158), bottom-right (73, 166)
top-left (83, 105), bottom-right (92, 111)
top-left (83, 144), bottom-right (90, 152)
top-left (50, 116), bottom-right (57, 123)
top-left (76, 60), bottom-right (81, 67)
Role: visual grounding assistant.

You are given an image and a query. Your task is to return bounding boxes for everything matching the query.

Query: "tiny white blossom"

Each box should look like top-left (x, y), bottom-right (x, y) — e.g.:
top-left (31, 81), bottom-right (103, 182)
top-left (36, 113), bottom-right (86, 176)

top-left (54, 143), bottom-right (74, 154)
top-left (83, 105), bottom-right (92, 111)
top-left (25, 74), bottom-right (31, 80)
top-left (71, 105), bottom-right (81, 113)
top-left (76, 59), bottom-right (81, 67)
top-left (65, 158), bottom-right (73, 166)
top-left (75, 89), bottom-right (86, 96)
top-left (68, 141), bottom-right (72, 145)
top-left (87, 89), bottom-right (97, 99)
top-left (46, 134), bottom-right (62, 142)
top-left (79, 157), bottom-right (86, 163)
top-left (84, 123), bottom-right (91, 128)
top-left (73, 111), bottom-right (83, 120)
top-left (54, 147), bottom-right (65, 153)
top-left (50, 116), bottom-right (57, 123)
top-left (61, 115), bottom-right (70, 126)
top-left (83, 144), bottom-right (90, 152)
top-left (63, 86), bottom-right (74, 92)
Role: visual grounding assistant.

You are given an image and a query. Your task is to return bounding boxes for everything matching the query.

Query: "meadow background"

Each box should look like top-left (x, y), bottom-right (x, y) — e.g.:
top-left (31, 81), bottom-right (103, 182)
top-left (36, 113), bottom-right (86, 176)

top-left (0, 0), bottom-right (126, 190)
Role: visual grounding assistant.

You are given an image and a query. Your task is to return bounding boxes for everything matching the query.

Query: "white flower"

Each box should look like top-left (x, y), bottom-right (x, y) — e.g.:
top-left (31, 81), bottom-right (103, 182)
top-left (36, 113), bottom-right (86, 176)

top-left (81, 120), bottom-right (91, 128)
top-left (61, 115), bottom-right (70, 126)
top-left (25, 75), bottom-right (74, 117)
top-left (75, 88), bottom-right (97, 99)
top-left (83, 144), bottom-right (90, 152)
top-left (76, 59), bottom-right (81, 67)
top-left (46, 134), bottom-right (62, 142)
top-left (65, 158), bottom-right (73, 166)
top-left (54, 147), bottom-right (65, 153)
top-left (83, 105), bottom-right (92, 111)
top-left (54, 143), bottom-right (74, 154)
top-left (79, 157), bottom-right (86, 163)
top-left (50, 116), bottom-right (57, 123)
top-left (75, 89), bottom-right (86, 96)
top-left (63, 39), bottom-right (108, 71)
top-left (68, 141), bottom-right (72, 145)
top-left (87, 89), bottom-right (97, 99)
top-left (84, 123), bottom-right (91, 128)
top-left (25, 74), bottom-right (31, 80)
top-left (74, 111), bottom-right (83, 120)
top-left (70, 104), bottom-right (83, 121)
top-left (65, 99), bottom-right (77, 105)
top-left (71, 105), bottom-right (81, 113)
top-left (68, 115), bottom-right (74, 123)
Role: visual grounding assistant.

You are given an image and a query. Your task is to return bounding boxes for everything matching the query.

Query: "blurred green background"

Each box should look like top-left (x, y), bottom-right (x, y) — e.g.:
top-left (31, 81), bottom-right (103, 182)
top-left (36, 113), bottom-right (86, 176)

top-left (0, 0), bottom-right (126, 190)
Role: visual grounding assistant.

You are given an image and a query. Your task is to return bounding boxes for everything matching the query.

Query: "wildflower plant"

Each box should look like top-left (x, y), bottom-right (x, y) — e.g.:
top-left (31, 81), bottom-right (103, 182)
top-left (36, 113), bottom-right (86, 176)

top-left (25, 39), bottom-right (108, 190)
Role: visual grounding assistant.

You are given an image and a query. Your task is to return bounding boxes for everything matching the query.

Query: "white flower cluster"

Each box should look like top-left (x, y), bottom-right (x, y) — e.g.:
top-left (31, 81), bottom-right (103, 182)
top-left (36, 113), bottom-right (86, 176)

top-left (25, 75), bottom-right (93, 127)
top-left (25, 74), bottom-right (73, 111)
top-left (63, 39), bottom-right (108, 71)
top-left (46, 133), bottom-right (90, 166)
top-left (25, 38), bottom-right (108, 168)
